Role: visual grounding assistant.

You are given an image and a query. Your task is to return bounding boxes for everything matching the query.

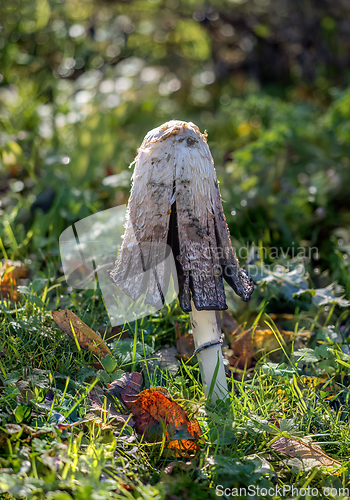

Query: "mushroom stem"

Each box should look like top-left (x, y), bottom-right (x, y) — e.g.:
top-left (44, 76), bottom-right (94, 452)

top-left (190, 301), bottom-right (228, 402)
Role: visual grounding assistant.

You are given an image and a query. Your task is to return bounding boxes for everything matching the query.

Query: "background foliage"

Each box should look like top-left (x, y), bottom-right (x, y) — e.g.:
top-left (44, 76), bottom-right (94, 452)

top-left (1, 0), bottom-right (350, 295)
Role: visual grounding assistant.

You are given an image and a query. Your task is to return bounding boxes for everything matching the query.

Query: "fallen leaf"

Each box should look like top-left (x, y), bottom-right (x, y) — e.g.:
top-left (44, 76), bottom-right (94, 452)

top-left (152, 346), bottom-right (180, 375)
top-left (16, 380), bottom-right (35, 402)
top-left (216, 310), bottom-right (239, 336)
top-left (270, 437), bottom-right (340, 469)
top-left (95, 372), bottom-right (202, 453)
top-left (144, 386), bottom-right (169, 395)
top-left (52, 310), bottom-right (112, 358)
top-left (0, 423), bottom-right (23, 447)
top-left (107, 372), bottom-right (143, 406)
top-left (225, 327), bottom-right (256, 370)
top-left (253, 328), bottom-right (295, 358)
top-left (88, 386), bottom-right (134, 426)
top-left (21, 425), bottom-right (54, 442)
top-left (98, 325), bottom-right (125, 343)
top-left (0, 260), bottom-right (26, 301)
top-left (269, 313), bottom-right (295, 321)
top-left (126, 389), bottom-right (202, 453)
top-left (3, 423), bottom-right (22, 434)
top-left (164, 460), bottom-right (194, 475)
top-left (176, 334), bottom-right (194, 359)
top-left (226, 326), bottom-right (297, 370)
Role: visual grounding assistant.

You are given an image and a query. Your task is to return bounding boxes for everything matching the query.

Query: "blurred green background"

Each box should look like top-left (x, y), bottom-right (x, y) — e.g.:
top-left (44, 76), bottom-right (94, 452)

top-left (1, 0), bottom-right (350, 301)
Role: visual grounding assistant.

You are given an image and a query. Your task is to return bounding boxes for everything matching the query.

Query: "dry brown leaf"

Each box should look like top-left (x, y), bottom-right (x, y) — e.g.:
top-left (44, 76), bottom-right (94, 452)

top-left (226, 326), bottom-right (297, 370)
top-left (226, 327), bottom-right (256, 370)
top-left (164, 460), bottom-right (194, 475)
top-left (0, 260), bottom-right (26, 301)
top-left (0, 424), bottom-right (23, 447)
top-left (176, 334), bottom-right (194, 359)
top-left (88, 386), bottom-right (134, 425)
top-left (216, 310), bottom-right (239, 336)
top-left (52, 310), bottom-right (112, 358)
top-left (152, 347), bottom-right (180, 375)
top-left (107, 372), bottom-right (143, 405)
top-left (16, 380), bottom-right (35, 402)
top-left (254, 328), bottom-right (295, 357)
top-left (269, 313), bottom-right (295, 321)
top-left (98, 325), bottom-right (125, 343)
top-left (270, 437), bottom-right (340, 467)
top-left (93, 372), bottom-right (202, 454)
top-left (126, 389), bottom-right (202, 453)
top-left (21, 424), bottom-right (54, 442)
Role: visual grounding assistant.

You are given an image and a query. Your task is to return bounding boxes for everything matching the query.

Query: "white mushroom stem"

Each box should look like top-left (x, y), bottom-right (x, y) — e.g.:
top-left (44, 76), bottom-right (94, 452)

top-left (190, 301), bottom-right (228, 402)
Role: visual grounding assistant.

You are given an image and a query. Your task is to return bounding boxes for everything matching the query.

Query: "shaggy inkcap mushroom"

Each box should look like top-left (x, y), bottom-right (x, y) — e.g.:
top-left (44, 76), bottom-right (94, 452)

top-left (110, 120), bottom-right (254, 401)
top-left (109, 120), bottom-right (254, 312)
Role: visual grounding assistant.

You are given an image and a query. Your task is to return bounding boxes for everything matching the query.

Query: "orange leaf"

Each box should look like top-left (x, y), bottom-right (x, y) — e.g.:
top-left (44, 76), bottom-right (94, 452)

top-left (99, 373), bottom-right (202, 454)
top-left (0, 261), bottom-right (26, 301)
top-left (127, 389), bottom-right (202, 453)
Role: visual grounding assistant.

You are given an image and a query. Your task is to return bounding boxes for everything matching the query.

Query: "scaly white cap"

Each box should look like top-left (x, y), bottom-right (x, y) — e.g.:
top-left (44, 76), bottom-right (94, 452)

top-left (109, 120), bottom-right (253, 312)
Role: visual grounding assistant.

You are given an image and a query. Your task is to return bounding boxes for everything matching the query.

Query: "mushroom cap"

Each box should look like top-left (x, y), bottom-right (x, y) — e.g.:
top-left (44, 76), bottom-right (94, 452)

top-left (109, 120), bottom-right (253, 312)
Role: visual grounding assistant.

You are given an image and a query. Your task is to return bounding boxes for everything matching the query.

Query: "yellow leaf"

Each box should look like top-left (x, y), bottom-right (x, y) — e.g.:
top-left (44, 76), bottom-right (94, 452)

top-left (0, 260), bottom-right (27, 301)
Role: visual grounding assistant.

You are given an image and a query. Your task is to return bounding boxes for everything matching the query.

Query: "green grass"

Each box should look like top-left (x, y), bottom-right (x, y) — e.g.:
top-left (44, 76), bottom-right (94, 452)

top-left (2, 2), bottom-right (350, 495)
top-left (1, 273), bottom-right (350, 499)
